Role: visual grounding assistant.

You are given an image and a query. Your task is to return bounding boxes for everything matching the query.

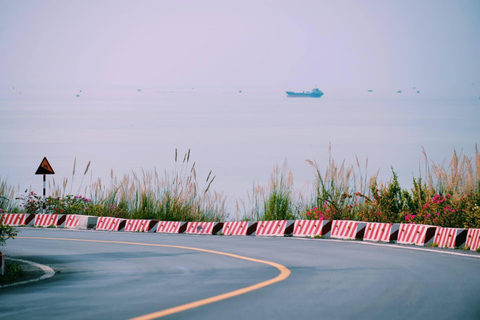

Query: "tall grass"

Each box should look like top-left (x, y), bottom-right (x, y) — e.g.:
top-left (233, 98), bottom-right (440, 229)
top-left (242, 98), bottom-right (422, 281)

top-left (305, 143), bottom-right (376, 220)
top-left (83, 149), bottom-right (227, 221)
top-left (0, 179), bottom-right (21, 213)
top-left (237, 162), bottom-right (303, 221)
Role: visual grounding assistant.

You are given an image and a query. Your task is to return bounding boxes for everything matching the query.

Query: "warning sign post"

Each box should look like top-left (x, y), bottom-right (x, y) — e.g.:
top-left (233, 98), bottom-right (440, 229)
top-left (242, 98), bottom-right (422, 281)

top-left (35, 157), bottom-right (55, 214)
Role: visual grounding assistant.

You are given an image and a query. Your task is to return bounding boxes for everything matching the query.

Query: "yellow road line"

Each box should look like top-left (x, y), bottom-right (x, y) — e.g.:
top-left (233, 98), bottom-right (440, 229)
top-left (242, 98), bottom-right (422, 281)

top-left (18, 236), bottom-right (291, 319)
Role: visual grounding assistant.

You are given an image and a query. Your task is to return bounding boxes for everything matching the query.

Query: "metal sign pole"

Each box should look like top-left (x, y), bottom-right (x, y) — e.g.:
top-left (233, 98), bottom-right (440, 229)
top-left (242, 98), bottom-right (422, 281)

top-left (43, 174), bottom-right (46, 214)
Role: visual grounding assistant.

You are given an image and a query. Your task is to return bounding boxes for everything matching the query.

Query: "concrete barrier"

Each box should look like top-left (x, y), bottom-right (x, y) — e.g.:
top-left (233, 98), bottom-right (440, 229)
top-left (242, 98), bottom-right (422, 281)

top-left (466, 229), bottom-right (480, 251)
top-left (331, 220), bottom-right (366, 240)
top-left (293, 220), bottom-right (331, 237)
top-left (0, 213), bottom-right (35, 226)
top-left (124, 219), bottom-right (158, 232)
top-left (433, 227), bottom-right (468, 248)
top-left (255, 220), bottom-right (294, 236)
top-left (64, 215), bottom-right (79, 228)
top-left (397, 224), bottom-right (437, 246)
top-left (64, 215), bottom-right (98, 229)
top-left (222, 221), bottom-right (257, 236)
top-left (186, 222), bottom-right (223, 235)
top-left (95, 217), bottom-right (126, 231)
top-left (156, 221), bottom-right (187, 234)
top-left (363, 223), bottom-right (400, 243)
top-left (34, 214), bottom-right (66, 227)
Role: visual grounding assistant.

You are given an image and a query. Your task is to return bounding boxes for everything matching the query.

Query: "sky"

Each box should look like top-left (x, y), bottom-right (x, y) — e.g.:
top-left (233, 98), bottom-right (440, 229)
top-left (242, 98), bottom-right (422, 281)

top-left (0, 0), bottom-right (479, 88)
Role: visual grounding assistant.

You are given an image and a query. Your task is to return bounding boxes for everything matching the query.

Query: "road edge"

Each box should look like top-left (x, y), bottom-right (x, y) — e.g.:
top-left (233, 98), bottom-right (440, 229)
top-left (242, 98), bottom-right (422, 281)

top-left (0, 257), bottom-right (55, 288)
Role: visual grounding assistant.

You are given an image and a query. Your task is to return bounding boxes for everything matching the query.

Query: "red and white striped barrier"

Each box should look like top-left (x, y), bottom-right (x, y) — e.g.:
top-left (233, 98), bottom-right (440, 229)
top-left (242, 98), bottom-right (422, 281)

top-left (0, 213), bottom-right (35, 226)
top-left (186, 222), bottom-right (223, 235)
top-left (34, 214), bottom-right (66, 227)
top-left (433, 227), bottom-right (468, 248)
top-left (255, 220), bottom-right (294, 237)
top-left (64, 215), bottom-right (98, 229)
top-left (222, 221), bottom-right (257, 236)
top-left (64, 215), bottom-right (79, 228)
top-left (124, 219), bottom-right (158, 232)
top-left (466, 229), bottom-right (480, 251)
top-left (331, 220), bottom-right (366, 240)
top-left (397, 224), bottom-right (437, 246)
top-left (293, 220), bottom-right (331, 237)
top-left (95, 217), bottom-right (126, 231)
top-left (156, 221), bottom-right (187, 234)
top-left (363, 223), bottom-right (400, 242)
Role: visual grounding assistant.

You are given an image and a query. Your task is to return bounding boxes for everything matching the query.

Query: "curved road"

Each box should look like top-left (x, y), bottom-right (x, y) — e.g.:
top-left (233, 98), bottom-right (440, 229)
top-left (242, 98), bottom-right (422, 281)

top-left (1, 228), bottom-right (480, 320)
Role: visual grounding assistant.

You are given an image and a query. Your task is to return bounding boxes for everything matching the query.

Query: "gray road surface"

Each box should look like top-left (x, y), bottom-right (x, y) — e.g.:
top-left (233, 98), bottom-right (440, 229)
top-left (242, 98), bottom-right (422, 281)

top-left (1, 228), bottom-right (480, 320)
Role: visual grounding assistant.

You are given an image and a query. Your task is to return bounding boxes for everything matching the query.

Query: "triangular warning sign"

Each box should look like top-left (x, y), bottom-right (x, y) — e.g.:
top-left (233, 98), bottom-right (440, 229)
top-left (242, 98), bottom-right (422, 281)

top-left (35, 157), bottom-right (55, 175)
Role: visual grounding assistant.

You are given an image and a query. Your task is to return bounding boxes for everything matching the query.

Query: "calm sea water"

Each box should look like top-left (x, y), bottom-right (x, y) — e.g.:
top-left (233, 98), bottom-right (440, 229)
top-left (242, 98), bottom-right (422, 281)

top-left (1, 84), bottom-right (479, 212)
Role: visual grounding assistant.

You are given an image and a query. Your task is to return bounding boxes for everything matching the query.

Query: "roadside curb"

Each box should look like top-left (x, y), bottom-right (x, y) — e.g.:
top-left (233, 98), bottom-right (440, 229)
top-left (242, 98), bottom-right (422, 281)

top-left (0, 257), bottom-right (55, 288)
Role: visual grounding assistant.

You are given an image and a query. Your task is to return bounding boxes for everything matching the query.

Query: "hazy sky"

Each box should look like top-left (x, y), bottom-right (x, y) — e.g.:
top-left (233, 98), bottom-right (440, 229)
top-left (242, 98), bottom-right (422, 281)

top-left (1, 0), bottom-right (479, 87)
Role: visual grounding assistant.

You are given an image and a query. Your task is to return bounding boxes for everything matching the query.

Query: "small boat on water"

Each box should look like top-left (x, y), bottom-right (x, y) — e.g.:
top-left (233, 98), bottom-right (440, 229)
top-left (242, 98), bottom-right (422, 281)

top-left (286, 88), bottom-right (324, 98)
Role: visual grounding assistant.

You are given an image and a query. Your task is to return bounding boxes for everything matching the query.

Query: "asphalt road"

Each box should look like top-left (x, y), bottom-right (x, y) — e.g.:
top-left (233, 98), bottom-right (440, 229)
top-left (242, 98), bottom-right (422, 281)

top-left (1, 228), bottom-right (480, 320)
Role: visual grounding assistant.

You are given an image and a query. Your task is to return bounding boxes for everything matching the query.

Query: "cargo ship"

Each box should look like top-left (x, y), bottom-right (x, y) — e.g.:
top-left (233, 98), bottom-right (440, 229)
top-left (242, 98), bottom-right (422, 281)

top-left (286, 88), bottom-right (324, 98)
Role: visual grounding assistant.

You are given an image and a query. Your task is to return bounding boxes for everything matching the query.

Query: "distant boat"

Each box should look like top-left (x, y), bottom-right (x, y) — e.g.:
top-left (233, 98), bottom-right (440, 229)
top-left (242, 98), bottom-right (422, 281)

top-left (137, 89), bottom-right (142, 92)
top-left (286, 88), bottom-right (324, 98)
top-left (397, 91), bottom-right (402, 93)
top-left (367, 90), bottom-right (373, 92)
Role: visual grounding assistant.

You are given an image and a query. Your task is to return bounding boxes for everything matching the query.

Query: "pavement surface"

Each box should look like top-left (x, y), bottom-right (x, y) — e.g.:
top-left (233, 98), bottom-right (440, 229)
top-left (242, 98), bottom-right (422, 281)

top-left (1, 228), bottom-right (480, 320)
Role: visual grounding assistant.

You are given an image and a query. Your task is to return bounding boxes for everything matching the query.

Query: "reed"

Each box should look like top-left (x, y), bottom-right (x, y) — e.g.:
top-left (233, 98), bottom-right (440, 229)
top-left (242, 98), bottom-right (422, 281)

top-left (239, 162), bottom-right (302, 221)
top-left (83, 149), bottom-right (227, 221)
top-left (305, 143), bottom-right (372, 220)
top-left (0, 178), bottom-right (22, 213)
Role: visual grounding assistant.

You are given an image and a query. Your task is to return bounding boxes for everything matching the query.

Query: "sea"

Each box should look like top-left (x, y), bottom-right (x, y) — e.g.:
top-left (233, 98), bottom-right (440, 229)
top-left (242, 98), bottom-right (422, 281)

top-left (1, 84), bottom-right (479, 214)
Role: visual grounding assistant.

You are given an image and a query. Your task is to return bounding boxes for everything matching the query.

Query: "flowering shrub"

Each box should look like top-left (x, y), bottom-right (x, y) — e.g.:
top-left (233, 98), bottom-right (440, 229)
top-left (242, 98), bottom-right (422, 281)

top-left (105, 203), bottom-right (128, 218)
top-left (456, 194), bottom-right (480, 228)
top-left (17, 191), bottom-right (42, 214)
top-left (411, 194), bottom-right (464, 227)
top-left (303, 203), bottom-right (336, 220)
top-left (47, 195), bottom-right (92, 215)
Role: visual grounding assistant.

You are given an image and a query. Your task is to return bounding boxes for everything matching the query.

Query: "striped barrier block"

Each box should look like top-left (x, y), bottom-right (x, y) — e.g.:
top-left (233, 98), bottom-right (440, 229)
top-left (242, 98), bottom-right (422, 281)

top-left (34, 214), bottom-right (66, 227)
top-left (124, 219), bottom-right (158, 233)
top-left (156, 221), bottom-right (187, 234)
top-left (0, 213), bottom-right (35, 226)
top-left (293, 220), bottom-right (332, 237)
top-left (363, 223), bottom-right (400, 242)
top-left (433, 227), bottom-right (468, 248)
top-left (465, 229), bottom-right (480, 251)
top-left (64, 215), bottom-right (79, 228)
top-left (95, 217), bottom-right (126, 231)
top-left (222, 221), bottom-right (257, 236)
top-left (186, 222), bottom-right (223, 235)
top-left (331, 220), bottom-right (366, 240)
top-left (64, 215), bottom-right (98, 229)
top-left (256, 220), bottom-right (294, 237)
top-left (397, 224), bottom-right (437, 246)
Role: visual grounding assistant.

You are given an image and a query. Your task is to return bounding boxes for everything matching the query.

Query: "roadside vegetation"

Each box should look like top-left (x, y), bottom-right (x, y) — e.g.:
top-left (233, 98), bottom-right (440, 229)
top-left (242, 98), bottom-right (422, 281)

top-left (1, 146), bottom-right (479, 228)
top-left (2, 150), bottom-right (227, 222)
